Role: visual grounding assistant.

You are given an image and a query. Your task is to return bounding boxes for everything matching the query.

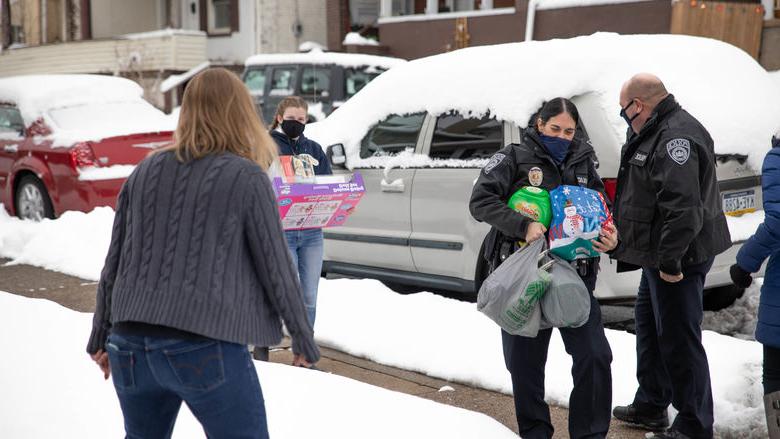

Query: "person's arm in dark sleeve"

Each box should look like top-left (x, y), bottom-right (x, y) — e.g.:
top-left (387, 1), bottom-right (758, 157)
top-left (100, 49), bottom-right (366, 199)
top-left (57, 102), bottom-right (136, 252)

top-left (736, 148), bottom-right (780, 272)
top-left (469, 146), bottom-right (529, 239)
top-left (86, 182), bottom-right (129, 354)
top-left (244, 169), bottom-right (320, 364)
top-left (650, 136), bottom-right (703, 275)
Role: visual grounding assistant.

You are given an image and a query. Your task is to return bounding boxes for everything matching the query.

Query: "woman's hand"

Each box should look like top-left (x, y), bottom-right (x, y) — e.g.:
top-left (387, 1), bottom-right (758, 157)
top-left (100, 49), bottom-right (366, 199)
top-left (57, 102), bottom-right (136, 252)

top-left (91, 350), bottom-right (110, 380)
top-left (591, 223), bottom-right (618, 253)
top-left (525, 222), bottom-right (547, 243)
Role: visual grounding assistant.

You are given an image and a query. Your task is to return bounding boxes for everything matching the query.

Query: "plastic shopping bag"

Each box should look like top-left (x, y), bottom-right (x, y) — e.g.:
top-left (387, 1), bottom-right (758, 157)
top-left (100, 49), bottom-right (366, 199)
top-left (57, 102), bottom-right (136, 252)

top-left (539, 255), bottom-right (591, 329)
top-left (548, 185), bottom-right (613, 261)
top-left (477, 239), bottom-right (551, 337)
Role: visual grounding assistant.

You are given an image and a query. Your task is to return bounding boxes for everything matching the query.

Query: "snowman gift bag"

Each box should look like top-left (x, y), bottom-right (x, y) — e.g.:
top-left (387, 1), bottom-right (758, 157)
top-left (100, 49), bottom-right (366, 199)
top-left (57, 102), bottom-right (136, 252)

top-left (548, 185), bottom-right (612, 261)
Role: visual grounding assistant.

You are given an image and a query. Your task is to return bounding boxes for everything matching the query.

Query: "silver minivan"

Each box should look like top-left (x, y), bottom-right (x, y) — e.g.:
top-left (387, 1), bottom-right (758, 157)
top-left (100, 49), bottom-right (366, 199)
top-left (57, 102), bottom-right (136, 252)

top-left (308, 35), bottom-right (776, 309)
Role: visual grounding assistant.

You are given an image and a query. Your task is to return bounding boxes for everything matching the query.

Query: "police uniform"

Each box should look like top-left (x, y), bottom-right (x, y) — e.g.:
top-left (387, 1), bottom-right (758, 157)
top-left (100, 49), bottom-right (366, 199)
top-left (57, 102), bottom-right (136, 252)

top-left (469, 129), bottom-right (613, 439)
top-left (612, 94), bottom-right (731, 439)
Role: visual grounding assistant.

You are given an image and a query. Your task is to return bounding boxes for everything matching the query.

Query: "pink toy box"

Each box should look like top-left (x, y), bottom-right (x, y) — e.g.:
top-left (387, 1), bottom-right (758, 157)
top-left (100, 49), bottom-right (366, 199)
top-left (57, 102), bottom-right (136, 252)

top-left (272, 173), bottom-right (365, 230)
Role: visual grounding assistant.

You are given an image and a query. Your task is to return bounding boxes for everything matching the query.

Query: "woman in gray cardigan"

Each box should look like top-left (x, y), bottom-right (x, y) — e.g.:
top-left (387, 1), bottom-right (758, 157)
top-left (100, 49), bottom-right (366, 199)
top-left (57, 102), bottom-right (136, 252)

top-left (86, 67), bottom-right (318, 439)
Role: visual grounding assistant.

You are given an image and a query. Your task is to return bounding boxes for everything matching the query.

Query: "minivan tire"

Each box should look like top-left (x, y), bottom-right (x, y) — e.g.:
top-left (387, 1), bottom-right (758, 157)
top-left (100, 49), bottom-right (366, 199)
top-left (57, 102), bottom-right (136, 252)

top-left (15, 174), bottom-right (54, 221)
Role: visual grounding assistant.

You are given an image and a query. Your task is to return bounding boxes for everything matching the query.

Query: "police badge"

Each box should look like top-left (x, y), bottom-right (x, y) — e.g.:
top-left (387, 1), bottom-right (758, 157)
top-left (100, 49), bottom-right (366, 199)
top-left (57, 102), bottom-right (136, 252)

top-left (666, 138), bottom-right (691, 165)
top-left (528, 167), bottom-right (544, 187)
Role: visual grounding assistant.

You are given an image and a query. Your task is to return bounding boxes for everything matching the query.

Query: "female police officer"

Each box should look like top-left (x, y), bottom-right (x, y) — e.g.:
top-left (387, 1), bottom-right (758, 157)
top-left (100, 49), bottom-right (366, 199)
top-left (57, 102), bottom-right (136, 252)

top-left (469, 98), bottom-right (618, 439)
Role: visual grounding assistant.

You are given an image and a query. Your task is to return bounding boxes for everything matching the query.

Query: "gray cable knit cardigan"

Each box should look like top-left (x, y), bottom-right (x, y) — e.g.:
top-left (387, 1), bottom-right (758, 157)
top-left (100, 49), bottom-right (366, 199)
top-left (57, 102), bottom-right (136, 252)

top-left (86, 150), bottom-right (320, 363)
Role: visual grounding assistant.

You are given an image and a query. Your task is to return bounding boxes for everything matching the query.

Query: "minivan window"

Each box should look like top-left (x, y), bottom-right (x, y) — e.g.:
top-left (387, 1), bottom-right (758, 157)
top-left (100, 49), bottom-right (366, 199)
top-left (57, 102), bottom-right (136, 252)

top-left (269, 67), bottom-right (296, 96)
top-left (301, 66), bottom-right (331, 97)
top-left (244, 69), bottom-right (266, 95)
top-left (345, 68), bottom-right (380, 98)
top-left (0, 106), bottom-right (24, 133)
top-left (429, 113), bottom-right (503, 160)
top-left (360, 113), bottom-right (425, 159)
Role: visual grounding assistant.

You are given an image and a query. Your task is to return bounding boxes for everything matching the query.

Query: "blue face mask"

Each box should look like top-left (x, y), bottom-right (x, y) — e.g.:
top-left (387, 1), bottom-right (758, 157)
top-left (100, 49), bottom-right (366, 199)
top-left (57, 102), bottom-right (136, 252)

top-left (538, 134), bottom-right (571, 165)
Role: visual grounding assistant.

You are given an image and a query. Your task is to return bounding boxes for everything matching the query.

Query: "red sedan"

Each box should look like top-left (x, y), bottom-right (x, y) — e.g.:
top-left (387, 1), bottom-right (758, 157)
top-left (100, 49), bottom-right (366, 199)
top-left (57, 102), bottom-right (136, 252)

top-left (0, 74), bottom-right (175, 220)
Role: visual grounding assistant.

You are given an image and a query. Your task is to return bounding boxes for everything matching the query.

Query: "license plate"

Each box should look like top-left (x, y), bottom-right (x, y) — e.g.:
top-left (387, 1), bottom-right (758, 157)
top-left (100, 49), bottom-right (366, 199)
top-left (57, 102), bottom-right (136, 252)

top-left (722, 190), bottom-right (756, 216)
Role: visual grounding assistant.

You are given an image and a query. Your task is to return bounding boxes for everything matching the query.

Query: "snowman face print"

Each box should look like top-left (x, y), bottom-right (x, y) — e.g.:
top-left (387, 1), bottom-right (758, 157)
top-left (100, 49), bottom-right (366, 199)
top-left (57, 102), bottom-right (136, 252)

top-left (562, 200), bottom-right (584, 237)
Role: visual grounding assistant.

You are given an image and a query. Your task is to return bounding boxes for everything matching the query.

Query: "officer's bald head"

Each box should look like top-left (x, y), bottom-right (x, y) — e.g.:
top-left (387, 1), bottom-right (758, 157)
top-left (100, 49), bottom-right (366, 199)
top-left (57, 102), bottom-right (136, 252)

top-left (621, 73), bottom-right (669, 107)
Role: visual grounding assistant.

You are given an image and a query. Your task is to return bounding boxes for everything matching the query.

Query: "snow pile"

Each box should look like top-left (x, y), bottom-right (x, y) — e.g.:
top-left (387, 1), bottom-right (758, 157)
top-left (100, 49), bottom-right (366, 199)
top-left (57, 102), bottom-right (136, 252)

top-left (299, 41), bottom-right (327, 52)
top-left (771, 70), bottom-right (780, 94)
top-left (536, 0), bottom-right (655, 10)
top-left (309, 33), bottom-right (780, 170)
top-left (0, 206), bottom-right (114, 281)
top-left (702, 279), bottom-right (761, 340)
top-left (121, 28), bottom-right (205, 40)
top-left (160, 61), bottom-right (210, 93)
top-left (0, 206), bottom-right (770, 436)
top-left (343, 32), bottom-right (380, 46)
top-left (0, 292), bottom-right (517, 439)
top-left (0, 75), bottom-right (174, 147)
top-left (78, 165), bottom-right (137, 182)
top-left (245, 49), bottom-right (405, 70)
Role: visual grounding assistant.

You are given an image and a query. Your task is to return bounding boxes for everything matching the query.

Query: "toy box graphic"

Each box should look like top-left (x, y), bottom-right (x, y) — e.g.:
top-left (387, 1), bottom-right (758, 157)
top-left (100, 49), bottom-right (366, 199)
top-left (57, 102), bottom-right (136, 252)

top-left (548, 185), bottom-right (612, 261)
top-left (272, 172), bottom-right (365, 230)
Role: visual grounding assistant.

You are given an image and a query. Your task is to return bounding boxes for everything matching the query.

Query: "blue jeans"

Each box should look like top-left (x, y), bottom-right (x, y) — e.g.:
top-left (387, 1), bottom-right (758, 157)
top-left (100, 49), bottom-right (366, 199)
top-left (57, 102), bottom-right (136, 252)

top-left (105, 333), bottom-right (268, 439)
top-left (284, 228), bottom-right (324, 326)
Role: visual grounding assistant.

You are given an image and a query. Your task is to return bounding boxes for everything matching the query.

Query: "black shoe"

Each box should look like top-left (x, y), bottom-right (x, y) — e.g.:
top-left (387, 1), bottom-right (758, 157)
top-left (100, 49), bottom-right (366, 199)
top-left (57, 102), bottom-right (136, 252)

top-left (252, 346), bottom-right (269, 361)
top-left (613, 403), bottom-right (670, 431)
top-left (645, 430), bottom-right (691, 439)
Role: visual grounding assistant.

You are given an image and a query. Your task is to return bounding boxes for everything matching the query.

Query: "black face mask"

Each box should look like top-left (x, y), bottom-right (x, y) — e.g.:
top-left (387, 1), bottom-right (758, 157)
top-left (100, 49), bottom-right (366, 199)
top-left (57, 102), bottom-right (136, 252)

top-left (620, 99), bottom-right (640, 127)
top-left (281, 120), bottom-right (305, 139)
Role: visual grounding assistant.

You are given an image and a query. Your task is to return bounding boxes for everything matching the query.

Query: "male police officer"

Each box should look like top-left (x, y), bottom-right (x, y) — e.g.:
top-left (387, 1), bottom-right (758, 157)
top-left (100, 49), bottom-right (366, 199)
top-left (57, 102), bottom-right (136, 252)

top-left (611, 74), bottom-right (731, 439)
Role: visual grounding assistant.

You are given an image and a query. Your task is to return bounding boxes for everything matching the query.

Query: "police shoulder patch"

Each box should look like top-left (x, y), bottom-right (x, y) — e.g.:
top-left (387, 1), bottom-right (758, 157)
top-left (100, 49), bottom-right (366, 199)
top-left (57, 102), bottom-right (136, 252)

top-left (666, 138), bottom-right (691, 165)
top-left (483, 152), bottom-right (506, 174)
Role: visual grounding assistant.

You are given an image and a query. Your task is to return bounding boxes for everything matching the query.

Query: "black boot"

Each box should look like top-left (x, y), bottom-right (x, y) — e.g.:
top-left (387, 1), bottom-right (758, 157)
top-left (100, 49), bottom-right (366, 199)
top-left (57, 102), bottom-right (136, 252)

top-left (613, 403), bottom-right (670, 431)
top-left (252, 346), bottom-right (269, 361)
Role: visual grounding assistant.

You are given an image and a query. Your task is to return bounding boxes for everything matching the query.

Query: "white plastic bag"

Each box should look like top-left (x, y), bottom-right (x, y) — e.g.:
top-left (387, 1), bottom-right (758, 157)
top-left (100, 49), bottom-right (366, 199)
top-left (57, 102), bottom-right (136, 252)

top-left (477, 239), bottom-right (551, 337)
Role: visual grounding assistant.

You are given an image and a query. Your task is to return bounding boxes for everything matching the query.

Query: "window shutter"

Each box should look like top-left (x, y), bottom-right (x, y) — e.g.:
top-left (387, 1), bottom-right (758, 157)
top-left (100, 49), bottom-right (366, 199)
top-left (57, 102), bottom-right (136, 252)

top-left (230, 0), bottom-right (239, 32)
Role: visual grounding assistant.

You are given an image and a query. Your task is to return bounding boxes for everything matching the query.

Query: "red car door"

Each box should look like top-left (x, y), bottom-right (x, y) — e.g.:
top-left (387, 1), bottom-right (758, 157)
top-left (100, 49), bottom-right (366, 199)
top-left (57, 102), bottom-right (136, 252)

top-left (0, 104), bottom-right (25, 209)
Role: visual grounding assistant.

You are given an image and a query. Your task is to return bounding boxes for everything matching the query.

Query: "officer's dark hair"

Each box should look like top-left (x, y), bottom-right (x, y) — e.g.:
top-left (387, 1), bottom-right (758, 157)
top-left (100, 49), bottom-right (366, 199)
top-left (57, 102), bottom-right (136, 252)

top-left (528, 97), bottom-right (580, 129)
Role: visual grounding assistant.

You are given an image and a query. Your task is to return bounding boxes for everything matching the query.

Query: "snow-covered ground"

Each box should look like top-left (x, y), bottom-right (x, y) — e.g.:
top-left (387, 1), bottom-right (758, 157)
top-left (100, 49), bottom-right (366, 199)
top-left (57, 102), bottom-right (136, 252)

top-left (0, 292), bottom-right (516, 439)
top-left (702, 279), bottom-right (761, 340)
top-left (0, 206), bottom-right (770, 437)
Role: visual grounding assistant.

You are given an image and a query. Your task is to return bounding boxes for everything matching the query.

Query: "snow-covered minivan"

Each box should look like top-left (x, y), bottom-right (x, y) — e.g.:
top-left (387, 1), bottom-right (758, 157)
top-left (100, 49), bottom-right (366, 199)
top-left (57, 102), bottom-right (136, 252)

top-left (242, 49), bottom-right (405, 125)
top-left (307, 33), bottom-right (780, 308)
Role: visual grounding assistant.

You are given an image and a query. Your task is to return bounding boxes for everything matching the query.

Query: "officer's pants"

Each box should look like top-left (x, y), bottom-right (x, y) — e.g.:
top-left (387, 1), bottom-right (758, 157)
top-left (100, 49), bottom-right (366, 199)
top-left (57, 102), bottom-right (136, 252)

top-left (633, 259), bottom-right (715, 439)
top-left (501, 273), bottom-right (613, 439)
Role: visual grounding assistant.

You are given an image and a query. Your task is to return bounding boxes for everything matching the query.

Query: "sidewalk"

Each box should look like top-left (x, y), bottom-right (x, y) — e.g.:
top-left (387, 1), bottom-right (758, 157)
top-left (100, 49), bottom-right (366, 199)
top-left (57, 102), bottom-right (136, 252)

top-left (0, 258), bottom-right (647, 438)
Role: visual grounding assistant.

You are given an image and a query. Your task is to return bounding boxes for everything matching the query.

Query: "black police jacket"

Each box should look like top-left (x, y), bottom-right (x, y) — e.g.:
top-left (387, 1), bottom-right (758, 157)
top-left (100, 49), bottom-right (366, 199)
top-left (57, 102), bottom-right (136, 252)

top-left (611, 94), bottom-right (731, 275)
top-left (469, 129), bottom-right (607, 271)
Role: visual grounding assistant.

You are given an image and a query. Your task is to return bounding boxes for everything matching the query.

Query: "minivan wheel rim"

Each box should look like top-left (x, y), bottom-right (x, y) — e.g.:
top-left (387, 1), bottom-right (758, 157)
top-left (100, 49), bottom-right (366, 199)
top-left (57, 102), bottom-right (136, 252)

top-left (19, 184), bottom-right (44, 221)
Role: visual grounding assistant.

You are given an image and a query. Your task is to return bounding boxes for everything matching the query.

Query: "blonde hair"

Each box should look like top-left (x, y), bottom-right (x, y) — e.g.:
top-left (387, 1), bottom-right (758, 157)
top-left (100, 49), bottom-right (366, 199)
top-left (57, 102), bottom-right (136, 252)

top-left (270, 96), bottom-right (309, 130)
top-left (167, 67), bottom-right (276, 170)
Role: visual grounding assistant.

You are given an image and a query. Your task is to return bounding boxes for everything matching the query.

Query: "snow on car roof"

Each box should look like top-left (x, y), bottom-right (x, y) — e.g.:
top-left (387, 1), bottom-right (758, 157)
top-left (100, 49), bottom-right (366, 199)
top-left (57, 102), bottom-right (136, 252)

top-left (245, 49), bottom-right (406, 70)
top-left (0, 74), bottom-right (146, 125)
top-left (0, 74), bottom-right (174, 146)
top-left (308, 33), bottom-right (780, 170)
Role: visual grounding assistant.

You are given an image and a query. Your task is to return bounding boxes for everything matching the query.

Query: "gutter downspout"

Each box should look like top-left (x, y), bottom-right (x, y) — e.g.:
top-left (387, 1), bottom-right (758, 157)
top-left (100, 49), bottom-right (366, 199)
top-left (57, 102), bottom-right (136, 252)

top-left (525, 0), bottom-right (540, 41)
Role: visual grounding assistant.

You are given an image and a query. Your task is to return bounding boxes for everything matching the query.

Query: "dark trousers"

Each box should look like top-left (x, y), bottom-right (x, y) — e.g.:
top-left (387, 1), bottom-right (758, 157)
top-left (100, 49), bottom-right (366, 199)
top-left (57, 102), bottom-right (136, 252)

top-left (765, 345), bottom-right (780, 395)
top-left (633, 259), bottom-right (714, 439)
top-left (502, 274), bottom-right (613, 439)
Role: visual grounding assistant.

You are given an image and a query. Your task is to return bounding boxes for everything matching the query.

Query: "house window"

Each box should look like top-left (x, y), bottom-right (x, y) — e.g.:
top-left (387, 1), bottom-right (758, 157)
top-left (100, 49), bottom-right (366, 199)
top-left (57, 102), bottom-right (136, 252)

top-left (200, 0), bottom-right (238, 35)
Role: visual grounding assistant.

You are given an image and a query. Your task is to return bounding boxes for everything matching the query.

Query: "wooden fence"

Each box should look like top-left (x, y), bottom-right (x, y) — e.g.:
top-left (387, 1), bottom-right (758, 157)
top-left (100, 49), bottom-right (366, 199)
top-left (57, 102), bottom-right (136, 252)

top-left (671, 0), bottom-right (765, 59)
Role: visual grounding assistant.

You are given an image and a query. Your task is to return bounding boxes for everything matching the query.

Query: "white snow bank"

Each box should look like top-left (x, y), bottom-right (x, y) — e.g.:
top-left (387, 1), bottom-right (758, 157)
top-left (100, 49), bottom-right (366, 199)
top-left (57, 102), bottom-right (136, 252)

top-left (343, 32), bottom-right (379, 46)
top-left (160, 61), bottom-right (210, 93)
top-left (78, 165), bottom-right (136, 181)
top-left (0, 206), bottom-right (115, 281)
top-left (0, 292), bottom-right (517, 439)
top-left (0, 206), bottom-right (769, 436)
top-left (299, 41), bottom-right (327, 52)
top-left (309, 33), bottom-right (780, 171)
top-left (314, 278), bottom-right (766, 437)
top-left (771, 70), bottom-right (780, 94)
top-left (245, 49), bottom-right (405, 70)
